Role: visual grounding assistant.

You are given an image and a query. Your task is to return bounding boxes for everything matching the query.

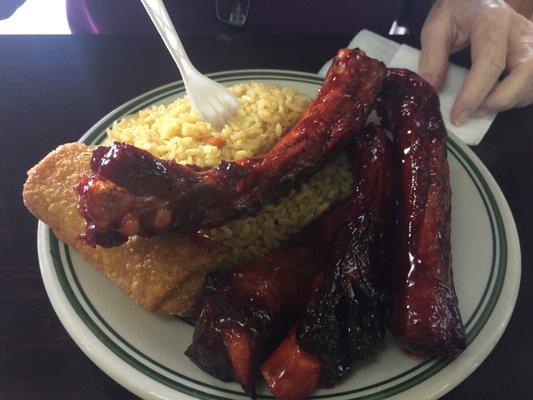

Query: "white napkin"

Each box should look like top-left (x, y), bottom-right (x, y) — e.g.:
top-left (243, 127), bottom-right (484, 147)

top-left (318, 30), bottom-right (495, 146)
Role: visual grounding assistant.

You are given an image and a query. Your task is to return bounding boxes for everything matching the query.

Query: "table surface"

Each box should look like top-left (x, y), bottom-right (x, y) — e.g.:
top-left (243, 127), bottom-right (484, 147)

top-left (1, 33), bottom-right (532, 400)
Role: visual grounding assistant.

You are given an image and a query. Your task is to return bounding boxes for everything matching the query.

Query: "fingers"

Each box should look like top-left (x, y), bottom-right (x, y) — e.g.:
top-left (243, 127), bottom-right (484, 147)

top-left (474, 62), bottom-right (533, 116)
top-left (451, 11), bottom-right (512, 126)
top-left (419, 9), bottom-right (454, 90)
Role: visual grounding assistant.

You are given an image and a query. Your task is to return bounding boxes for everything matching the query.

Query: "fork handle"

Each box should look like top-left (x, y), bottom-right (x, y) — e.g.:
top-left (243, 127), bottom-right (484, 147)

top-left (139, 0), bottom-right (195, 77)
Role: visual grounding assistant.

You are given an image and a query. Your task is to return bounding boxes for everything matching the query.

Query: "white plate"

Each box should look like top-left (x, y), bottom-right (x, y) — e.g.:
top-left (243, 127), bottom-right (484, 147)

top-left (38, 70), bottom-right (521, 400)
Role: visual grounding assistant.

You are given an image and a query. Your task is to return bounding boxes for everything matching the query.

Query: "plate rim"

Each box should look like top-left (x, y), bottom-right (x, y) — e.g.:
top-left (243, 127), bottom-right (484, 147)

top-left (37, 69), bottom-right (521, 400)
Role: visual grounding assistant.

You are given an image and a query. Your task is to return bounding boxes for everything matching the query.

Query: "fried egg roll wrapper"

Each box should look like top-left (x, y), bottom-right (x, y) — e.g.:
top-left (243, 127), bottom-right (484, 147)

top-left (22, 143), bottom-right (227, 316)
top-left (378, 68), bottom-right (466, 357)
top-left (261, 123), bottom-right (396, 399)
top-left (77, 48), bottom-right (386, 247)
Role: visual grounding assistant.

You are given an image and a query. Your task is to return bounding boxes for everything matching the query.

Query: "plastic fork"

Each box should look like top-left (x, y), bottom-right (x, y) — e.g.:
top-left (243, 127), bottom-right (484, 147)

top-left (140, 0), bottom-right (239, 128)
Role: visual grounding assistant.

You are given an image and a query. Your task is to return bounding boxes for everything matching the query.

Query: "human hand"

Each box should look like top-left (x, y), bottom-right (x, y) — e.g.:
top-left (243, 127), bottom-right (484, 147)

top-left (419, 0), bottom-right (533, 125)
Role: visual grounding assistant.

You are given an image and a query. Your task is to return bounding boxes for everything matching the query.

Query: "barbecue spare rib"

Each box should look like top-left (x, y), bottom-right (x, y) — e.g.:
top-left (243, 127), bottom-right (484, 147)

top-left (184, 200), bottom-right (343, 395)
top-left (261, 123), bottom-right (396, 399)
top-left (76, 48), bottom-right (386, 247)
top-left (378, 68), bottom-right (466, 357)
top-left (186, 124), bottom-right (396, 397)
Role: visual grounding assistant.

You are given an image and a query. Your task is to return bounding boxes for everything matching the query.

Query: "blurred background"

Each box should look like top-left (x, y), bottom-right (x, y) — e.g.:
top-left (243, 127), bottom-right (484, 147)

top-left (1, 0), bottom-right (531, 36)
top-left (0, 0), bottom-right (413, 35)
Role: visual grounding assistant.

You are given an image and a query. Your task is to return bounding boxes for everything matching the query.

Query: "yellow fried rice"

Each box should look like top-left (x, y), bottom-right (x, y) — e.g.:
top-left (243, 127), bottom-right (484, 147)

top-left (106, 82), bottom-right (354, 264)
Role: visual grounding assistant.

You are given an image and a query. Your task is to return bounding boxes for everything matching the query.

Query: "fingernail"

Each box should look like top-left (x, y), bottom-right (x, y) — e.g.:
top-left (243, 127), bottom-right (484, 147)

top-left (454, 109), bottom-right (470, 126)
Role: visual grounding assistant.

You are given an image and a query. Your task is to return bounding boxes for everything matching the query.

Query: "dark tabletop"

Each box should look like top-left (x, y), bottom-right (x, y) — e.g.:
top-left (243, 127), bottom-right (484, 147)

top-left (1, 33), bottom-right (532, 400)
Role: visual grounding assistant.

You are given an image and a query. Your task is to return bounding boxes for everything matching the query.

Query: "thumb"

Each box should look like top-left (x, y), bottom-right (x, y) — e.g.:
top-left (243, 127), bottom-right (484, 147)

top-left (419, 18), bottom-right (454, 90)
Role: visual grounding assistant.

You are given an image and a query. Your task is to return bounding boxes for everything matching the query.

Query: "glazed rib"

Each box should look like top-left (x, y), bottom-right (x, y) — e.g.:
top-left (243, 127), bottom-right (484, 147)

top-left (77, 48), bottom-right (386, 247)
top-left (184, 243), bottom-right (324, 395)
top-left (261, 124), bottom-right (396, 399)
top-left (378, 68), bottom-right (466, 357)
top-left (184, 177), bottom-right (368, 395)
